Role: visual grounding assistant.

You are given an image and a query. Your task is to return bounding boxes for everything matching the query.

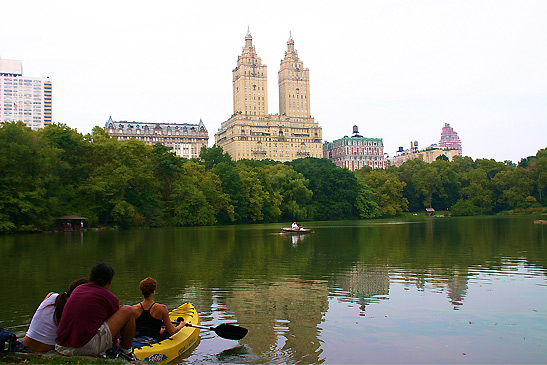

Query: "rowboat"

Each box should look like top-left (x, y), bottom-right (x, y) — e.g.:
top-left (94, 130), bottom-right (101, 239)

top-left (534, 220), bottom-right (547, 225)
top-left (281, 227), bottom-right (314, 233)
top-left (133, 302), bottom-right (200, 363)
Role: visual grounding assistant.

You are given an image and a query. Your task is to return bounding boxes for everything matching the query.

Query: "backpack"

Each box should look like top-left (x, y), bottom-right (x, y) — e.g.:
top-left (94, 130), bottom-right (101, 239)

top-left (0, 328), bottom-right (28, 353)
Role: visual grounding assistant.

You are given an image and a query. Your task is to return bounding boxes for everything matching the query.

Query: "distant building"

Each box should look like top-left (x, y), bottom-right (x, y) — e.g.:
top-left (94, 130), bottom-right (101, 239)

top-left (439, 123), bottom-right (462, 155)
top-left (215, 30), bottom-right (323, 161)
top-left (0, 58), bottom-right (52, 130)
top-left (323, 126), bottom-right (385, 171)
top-left (386, 141), bottom-right (460, 167)
top-left (104, 116), bottom-right (208, 159)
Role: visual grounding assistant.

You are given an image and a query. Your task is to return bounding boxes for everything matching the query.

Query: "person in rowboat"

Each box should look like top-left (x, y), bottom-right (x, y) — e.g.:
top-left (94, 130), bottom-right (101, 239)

top-left (22, 278), bottom-right (88, 352)
top-left (291, 222), bottom-right (301, 230)
top-left (132, 277), bottom-right (187, 341)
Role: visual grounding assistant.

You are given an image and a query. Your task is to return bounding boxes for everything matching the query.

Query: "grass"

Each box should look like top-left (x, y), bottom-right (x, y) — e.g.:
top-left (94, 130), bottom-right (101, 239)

top-left (0, 352), bottom-right (129, 364)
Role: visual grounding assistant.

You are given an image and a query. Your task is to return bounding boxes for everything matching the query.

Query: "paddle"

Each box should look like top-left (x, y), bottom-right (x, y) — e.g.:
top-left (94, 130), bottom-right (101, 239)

top-left (175, 318), bottom-right (248, 340)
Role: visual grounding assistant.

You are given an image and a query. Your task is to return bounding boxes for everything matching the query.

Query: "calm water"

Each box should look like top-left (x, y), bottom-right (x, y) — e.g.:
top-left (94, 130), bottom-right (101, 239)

top-left (1, 216), bottom-right (546, 363)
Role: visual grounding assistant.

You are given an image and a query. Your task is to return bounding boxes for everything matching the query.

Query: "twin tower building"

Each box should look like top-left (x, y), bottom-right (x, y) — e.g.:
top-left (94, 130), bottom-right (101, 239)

top-left (215, 29), bottom-right (323, 161)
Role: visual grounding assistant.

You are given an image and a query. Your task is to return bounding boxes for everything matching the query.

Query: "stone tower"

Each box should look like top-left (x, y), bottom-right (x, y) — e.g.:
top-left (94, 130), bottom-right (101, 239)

top-left (278, 32), bottom-right (311, 118)
top-left (232, 28), bottom-right (268, 116)
top-left (215, 30), bottom-right (323, 162)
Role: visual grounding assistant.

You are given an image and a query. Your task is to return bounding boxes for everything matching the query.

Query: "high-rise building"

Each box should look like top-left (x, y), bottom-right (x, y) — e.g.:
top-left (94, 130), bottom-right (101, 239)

top-left (232, 30), bottom-right (269, 116)
top-left (323, 126), bottom-right (385, 171)
top-left (278, 32), bottom-right (310, 119)
top-left (105, 116), bottom-right (208, 159)
top-left (0, 58), bottom-right (52, 130)
top-left (439, 123), bottom-right (462, 155)
top-left (215, 30), bottom-right (323, 162)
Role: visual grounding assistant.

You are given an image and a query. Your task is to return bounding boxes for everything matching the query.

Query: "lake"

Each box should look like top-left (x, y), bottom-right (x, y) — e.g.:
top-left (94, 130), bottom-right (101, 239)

top-left (1, 216), bottom-right (546, 363)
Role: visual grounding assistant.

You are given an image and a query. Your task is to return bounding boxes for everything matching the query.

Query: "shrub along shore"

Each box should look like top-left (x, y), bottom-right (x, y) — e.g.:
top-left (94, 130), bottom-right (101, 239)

top-left (1, 122), bottom-right (545, 233)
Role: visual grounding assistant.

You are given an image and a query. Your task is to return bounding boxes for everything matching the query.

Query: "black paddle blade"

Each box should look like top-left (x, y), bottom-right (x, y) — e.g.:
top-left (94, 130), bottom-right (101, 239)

top-left (213, 323), bottom-right (248, 340)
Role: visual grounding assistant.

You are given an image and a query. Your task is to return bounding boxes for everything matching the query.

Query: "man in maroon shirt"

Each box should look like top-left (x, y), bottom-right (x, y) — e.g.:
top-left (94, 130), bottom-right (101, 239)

top-left (55, 263), bottom-right (136, 360)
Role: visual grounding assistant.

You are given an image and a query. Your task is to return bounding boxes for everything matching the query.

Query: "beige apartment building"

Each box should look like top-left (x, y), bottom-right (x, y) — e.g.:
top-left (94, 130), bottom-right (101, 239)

top-left (386, 142), bottom-right (460, 167)
top-left (215, 30), bottom-right (323, 161)
top-left (105, 116), bottom-right (208, 159)
top-left (0, 58), bottom-right (52, 130)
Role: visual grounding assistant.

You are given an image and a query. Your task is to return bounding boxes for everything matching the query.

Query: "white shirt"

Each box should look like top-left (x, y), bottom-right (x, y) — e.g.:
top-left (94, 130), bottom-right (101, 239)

top-left (26, 293), bottom-right (59, 345)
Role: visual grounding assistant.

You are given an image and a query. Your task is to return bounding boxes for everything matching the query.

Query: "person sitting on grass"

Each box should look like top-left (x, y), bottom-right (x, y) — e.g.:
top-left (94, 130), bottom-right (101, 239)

top-left (23, 278), bottom-right (88, 353)
top-left (55, 263), bottom-right (137, 361)
top-left (132, 277), bottom-right (186, 341)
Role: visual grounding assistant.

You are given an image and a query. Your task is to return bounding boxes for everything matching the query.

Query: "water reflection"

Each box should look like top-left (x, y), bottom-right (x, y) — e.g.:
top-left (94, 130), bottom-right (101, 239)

top-left (1, 216), bottom-right (546, 363)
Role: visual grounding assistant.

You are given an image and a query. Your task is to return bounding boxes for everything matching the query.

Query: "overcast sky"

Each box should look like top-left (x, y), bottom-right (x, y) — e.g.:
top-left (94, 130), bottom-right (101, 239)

top-left (2, 0), bottom-right (546, 163)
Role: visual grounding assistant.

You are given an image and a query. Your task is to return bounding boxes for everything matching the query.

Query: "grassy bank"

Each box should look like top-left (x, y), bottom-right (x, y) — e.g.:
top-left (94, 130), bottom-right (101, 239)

top-left (0, 352), bottom-right (128, 364)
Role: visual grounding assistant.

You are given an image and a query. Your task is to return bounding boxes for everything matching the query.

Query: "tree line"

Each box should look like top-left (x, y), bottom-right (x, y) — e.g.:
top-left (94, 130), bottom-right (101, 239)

top-left (0, 122), bottom-right (545, 233)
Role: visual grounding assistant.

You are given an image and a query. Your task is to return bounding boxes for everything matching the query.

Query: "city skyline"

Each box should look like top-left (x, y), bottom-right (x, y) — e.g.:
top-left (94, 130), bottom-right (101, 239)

top-left (1, 0), bottom-right (546, 163)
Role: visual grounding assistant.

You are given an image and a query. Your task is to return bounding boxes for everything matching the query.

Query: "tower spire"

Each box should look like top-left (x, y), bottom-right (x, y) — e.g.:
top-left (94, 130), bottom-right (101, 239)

top-left (287, 31), bottom-right (295, 53)
top-left (245, 27), bottom-right (253, 48)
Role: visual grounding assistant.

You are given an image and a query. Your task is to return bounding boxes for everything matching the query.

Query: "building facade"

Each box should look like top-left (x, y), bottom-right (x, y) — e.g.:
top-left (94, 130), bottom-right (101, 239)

top-left (439, 123), bottom-right (462, 155)
top-left (0, 58), bottom-right (52, 130)
top-left (215, 30), bottom-right (323, 162)
top-left (323, 126), bottom-right (385, 171)
top-left (386, 141), bottom-right (460, 167)
top-left (105, 116), bottom-right (208, 159)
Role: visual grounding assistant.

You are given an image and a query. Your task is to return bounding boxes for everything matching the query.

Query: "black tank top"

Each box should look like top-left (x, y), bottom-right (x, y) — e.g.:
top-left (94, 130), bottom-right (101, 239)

top-left (135, 302), bottom-right (163, 339)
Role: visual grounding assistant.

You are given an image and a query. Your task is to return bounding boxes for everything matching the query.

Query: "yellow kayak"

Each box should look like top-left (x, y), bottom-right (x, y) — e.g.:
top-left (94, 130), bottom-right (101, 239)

top-left (133, 302), bottom-right (200, 363)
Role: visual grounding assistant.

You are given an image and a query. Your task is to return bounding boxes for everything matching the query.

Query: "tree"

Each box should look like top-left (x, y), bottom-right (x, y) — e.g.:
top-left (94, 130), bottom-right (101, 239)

top-left (492, 168), bottom-right (534, 209)
top-left (200, 145), bottom-right (232, 170)
top-left (0, 122), bottom-right (55, 232)
top-left (361, 169), bottom-right (407, 216)
top-left (77, 137), bottom-right (161, 227)
top-left (170, 162), bottom-right (233, 226)
top-left (355, 180), bottom-right (381, 218)
top-left (391, 158), bottom-right (428, 212)
top-left (289, 158), bottom-right (360, 220)
top-left (264, 164), bottom-right (313, 221)
top-left (234, 164), bottom-right (275, 222)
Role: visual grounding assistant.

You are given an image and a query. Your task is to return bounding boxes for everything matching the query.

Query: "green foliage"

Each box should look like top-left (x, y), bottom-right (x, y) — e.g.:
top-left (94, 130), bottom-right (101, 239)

top-left (355, 180), bottom-right (381, 218)
top-left (264, 164), bottom-right (313, 221)
top-left (0, 122), bottom-right (54, 231)
top-left (0, 122), bottom-right (544, 232)
top-left (360, 169), bottom-right (408, 216)
top-left (200, 144), bottom-right (232, 169)
top-left (289, 158), bottom-right (361, 220)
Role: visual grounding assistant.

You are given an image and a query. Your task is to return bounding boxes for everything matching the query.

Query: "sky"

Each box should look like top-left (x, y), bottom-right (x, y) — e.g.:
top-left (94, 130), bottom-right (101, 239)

top-left (2, 0), bottom-right (546, 163)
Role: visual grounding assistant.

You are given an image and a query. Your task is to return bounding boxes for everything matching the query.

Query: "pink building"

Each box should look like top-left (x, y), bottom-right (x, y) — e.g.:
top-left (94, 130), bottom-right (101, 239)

top-left (439, 123), bottom-right (462, 155)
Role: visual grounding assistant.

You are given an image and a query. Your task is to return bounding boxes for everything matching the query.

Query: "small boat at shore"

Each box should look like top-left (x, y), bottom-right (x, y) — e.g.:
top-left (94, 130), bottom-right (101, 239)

top-left (534, 220), bottom-right (547, 225)
top-left (281, 227), bottom-right (314, 233)
top-left (133, 303), bottom-right (200, 363)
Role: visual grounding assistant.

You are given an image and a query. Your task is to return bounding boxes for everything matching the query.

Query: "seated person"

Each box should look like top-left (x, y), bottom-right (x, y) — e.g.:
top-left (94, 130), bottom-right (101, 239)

top-left (132, 277), bottom-right (186, 341)
top-left (292, 222), bottom-right (300, 230)
top-left (55, 263), bottom-right (136, 361)
top-left (23, 278), bottom-right (88, 352)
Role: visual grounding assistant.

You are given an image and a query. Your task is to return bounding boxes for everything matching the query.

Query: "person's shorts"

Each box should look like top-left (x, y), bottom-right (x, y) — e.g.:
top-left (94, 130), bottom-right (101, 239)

top-left (55, 322), bottom-right (112, 356)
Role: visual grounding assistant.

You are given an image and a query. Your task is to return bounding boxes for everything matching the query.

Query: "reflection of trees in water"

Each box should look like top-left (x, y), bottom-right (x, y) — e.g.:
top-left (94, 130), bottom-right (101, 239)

top-left (2, 216), bottom-right (544, 355)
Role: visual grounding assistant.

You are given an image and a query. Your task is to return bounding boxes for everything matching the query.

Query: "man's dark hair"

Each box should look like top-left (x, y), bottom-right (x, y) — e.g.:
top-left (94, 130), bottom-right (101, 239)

top-left (90, 263), bottom-right (115, 286)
